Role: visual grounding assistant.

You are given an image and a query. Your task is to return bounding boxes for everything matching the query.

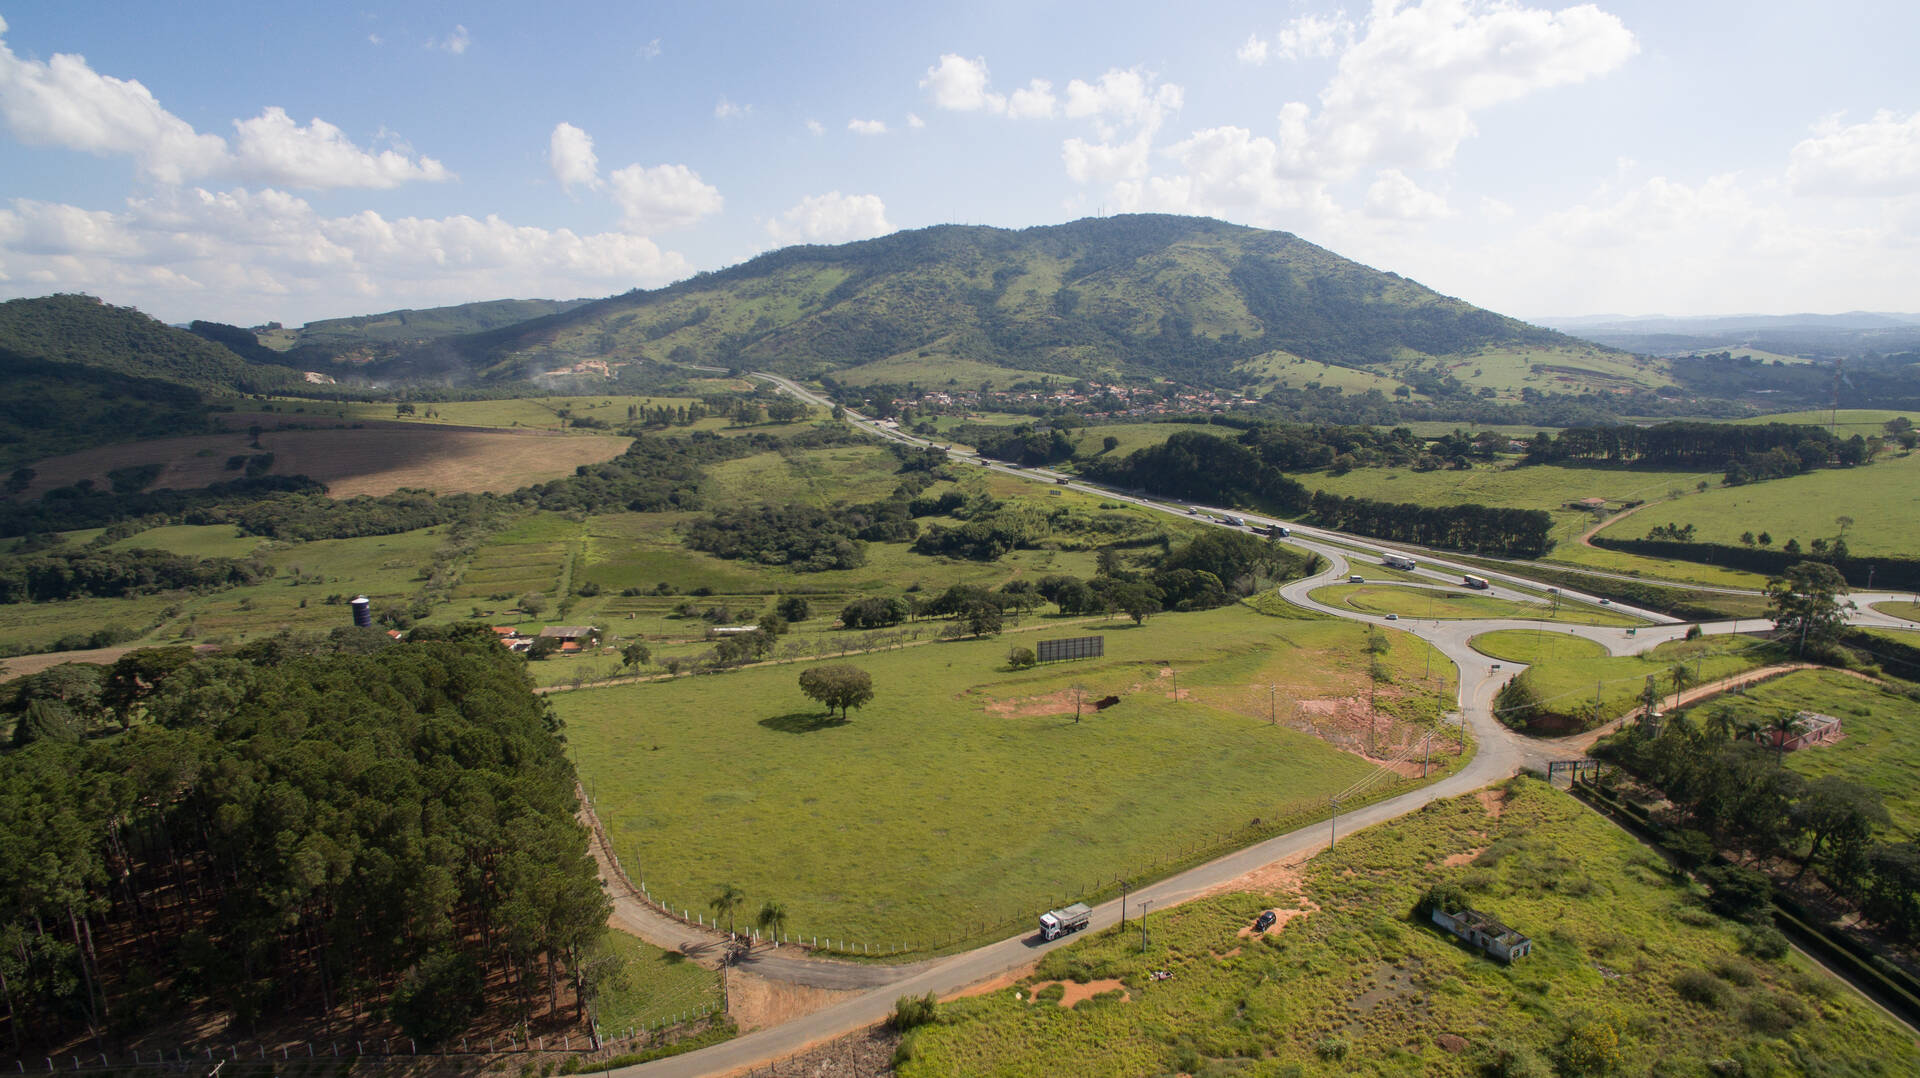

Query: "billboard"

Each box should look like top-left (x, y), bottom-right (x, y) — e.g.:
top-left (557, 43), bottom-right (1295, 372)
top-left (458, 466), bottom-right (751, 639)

top-left (1036, 635), bottom-right (1104, 663)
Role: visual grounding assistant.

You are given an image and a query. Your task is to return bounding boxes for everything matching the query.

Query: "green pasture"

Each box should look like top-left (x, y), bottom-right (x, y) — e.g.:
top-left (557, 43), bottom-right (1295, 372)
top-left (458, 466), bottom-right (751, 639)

top-left (105, 523), bottom-right (268, 559)
top-left (1593, 448), bottom-right (1920, 557)
top-left (0, 594), bottom-right (179, 654)
top-left (1065, 422), bottom-right (1187, 460)
top-left (1727, 670), bottom-right (1920, 839)
top-left (556, 607), bottom-right (1460, 950)
top-left (897, 778), bottom-right (1915, 1077)
top-left (1541, 535), bottom-right (1771, 589)
top-left (1248, 355), bottom-right (1406, 395)
top-left (1735, 407), bottom-right (1915, 433)
top-left (1872, 600), bottom-right (1920, 623)
top-left (701, 444), bottom-right (905, 507)
top-left (254, 395), bottom-right (708, 431)
top-left (1474, 630), bottom-right (1780, 723)
top-left (1434, 342), bottom-right (1675, 394)
top-left (1310, 583), bottom-right (1647, 627)
top-left (591, 931), bottom-right (724, 1035)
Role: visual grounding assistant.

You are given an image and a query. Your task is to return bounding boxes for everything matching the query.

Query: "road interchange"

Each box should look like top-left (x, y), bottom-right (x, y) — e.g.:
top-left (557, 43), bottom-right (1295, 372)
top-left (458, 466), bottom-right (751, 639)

top-left (607, 378), bottom-right (1920, 1074)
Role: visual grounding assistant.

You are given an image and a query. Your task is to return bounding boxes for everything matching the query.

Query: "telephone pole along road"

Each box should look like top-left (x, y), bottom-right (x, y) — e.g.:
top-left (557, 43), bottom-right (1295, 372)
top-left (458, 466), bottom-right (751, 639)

top-left (609, 376), bottom-right (1920, 1075)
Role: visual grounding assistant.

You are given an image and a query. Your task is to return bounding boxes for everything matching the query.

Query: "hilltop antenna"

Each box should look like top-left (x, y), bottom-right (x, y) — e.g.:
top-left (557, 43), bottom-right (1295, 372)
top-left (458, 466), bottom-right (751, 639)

top-left (1830, 357), bottom-right (1844, 435)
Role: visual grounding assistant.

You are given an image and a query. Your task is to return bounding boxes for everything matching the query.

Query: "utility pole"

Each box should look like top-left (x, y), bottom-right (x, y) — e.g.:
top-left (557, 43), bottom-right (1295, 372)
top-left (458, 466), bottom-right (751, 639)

top-left (1119, 881), bottom-right (1128, 927)
top-left (1269, 685), bottom-right (1276, 725)
top-left (1422, 733), bottom-right (1431, 777)
top-left (1139, 900), bottom-right (1152, 952)
top-left (1329, 798), bottom-right (1341, 848)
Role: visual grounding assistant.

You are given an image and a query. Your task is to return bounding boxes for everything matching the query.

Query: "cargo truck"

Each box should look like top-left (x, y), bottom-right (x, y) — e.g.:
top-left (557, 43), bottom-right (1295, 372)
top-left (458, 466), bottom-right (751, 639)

top-left (1462, 574), bottom-right (1490, 589)
top-left (1381, 554), bottom-right (1416, 571)
top-left (1039, 902), bottom-right (1092, 941)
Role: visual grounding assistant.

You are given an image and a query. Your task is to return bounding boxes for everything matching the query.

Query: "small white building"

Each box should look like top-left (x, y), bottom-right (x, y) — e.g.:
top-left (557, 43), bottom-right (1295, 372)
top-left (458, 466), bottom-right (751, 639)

top-left (1432, 907), bottom-right (1532, 962)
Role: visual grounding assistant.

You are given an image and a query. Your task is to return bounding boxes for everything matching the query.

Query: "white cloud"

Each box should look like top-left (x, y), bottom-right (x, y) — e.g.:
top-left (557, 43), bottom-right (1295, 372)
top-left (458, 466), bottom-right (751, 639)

top-left (432, 24), bottom-right (471, 55)
top-left (1006, 79), bottom-right (1057, 119)
top-left (1789, 110), bottom-right (1920, 197)
top-left (606, 163), bottom-right (723, 232)
top-left (1063, 132), bottom-right (1154, 185)
top-left (368, 33), bottom-right (384, 47)
top-left (848, 118), bottom-right (888, 136)
top-left (1306, 0), bottom-right (1636, 175)
top-left (231, 107), bottom-right (450, 189)
top-left (1063, 68), bottom-right (1183, 135)
top-left (0, 187), bottom-right (693, 324)
top-left (549, 121), bottom-right (601, 191)
top-left (0, 19), bottom-right (451, 190)
top-left (906, 112), bottom-right (925, 129)
top-left (1273, 12), bottom-right (1351, 61)
top-left (1236, 34), bottom-right (1270, 66)
top-left (639, 38), bottom-right (662, 60)
top-left (714, 97), bottom-right (751, 120)
top-left (805, 118), bottom-right (825, 136)
top-left (766, 191), bottom-right (892, 246)
top-left (1364, 169), bottom-right (1451, 220)
top-left (0, 17), bottom-right (228, 183)
top-left (920, 53), bottom-right (1004, 113)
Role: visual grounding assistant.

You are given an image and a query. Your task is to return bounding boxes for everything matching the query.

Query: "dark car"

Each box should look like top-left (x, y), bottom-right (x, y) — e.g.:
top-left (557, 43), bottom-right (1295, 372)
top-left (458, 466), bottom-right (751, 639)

top-left (1253, 910), bottom-right (1277, 932)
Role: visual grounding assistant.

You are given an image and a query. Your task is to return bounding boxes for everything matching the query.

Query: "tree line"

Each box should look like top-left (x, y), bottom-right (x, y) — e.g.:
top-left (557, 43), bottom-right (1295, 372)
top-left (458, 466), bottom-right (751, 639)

top-left (0, 627), bottom-right (608, 1052)
top-left (0, 547), bottom-right (271, 604)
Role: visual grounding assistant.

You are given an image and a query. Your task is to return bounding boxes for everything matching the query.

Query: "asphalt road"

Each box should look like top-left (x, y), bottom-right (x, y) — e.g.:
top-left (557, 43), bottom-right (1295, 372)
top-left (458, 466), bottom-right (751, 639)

top-left (608, 377), bottom-right (1920, 1074)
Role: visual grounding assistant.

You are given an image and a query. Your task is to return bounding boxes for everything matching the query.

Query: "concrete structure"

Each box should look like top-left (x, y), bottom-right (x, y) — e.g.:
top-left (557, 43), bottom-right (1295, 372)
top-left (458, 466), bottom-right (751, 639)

top-left (1768, 711), bottom-right (1843, 751)
top-left (1432, 907), bottom-right (1532, 962)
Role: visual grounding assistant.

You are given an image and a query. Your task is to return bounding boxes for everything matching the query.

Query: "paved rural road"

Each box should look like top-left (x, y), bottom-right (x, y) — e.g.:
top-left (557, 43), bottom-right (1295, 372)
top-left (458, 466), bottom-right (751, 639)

top-left (608, 379), bottom-right (1920, 1074)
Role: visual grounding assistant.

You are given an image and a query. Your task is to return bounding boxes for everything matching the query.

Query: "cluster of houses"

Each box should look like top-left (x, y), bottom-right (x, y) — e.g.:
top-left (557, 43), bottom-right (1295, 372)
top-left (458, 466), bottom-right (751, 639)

top-left (893, 381), bottom-right (1256, 420)
top-left (491, 625), bottom-right (601, 654)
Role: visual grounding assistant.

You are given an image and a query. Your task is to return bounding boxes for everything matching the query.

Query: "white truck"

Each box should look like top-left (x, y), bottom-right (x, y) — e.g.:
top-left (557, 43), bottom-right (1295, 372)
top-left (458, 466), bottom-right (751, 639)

top-left (1039, 902), bottom-right (1092, 941)
top-left (1381, 554), bottom-right (1417, 571)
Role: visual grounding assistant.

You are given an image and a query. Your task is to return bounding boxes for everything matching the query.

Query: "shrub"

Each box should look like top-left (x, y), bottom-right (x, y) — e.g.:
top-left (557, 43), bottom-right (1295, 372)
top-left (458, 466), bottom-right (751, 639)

top-left (1736, 924), bottom-right (1789, 960)
top-left (1699, 864), bottom-right (1772, 922)
top-left (888, 991), bottom-right (938, 1031)
top-left (1671, 968), bottom-right (1732, 1008)
top-left (1314, 1036), bottom-right (1349, 1061)
top-left (1007, 646), bottom-right (1036, 669)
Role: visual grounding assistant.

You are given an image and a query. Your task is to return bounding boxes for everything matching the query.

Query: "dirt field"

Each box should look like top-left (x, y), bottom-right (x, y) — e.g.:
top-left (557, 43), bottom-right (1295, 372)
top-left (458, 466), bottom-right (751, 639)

top-left (1, 644), bottom-right (218, 683)
top-left (16, 422), bottom-right (631, 499)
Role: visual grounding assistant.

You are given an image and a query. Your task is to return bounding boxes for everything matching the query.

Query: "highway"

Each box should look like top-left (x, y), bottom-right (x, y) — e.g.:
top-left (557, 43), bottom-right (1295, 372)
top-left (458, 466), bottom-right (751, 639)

top-left (608, 375), bottom-right (1920, 1074)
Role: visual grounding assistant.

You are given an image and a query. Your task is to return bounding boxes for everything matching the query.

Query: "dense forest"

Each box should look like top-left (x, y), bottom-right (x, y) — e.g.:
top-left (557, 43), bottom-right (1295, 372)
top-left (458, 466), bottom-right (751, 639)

top-left (0, 295), bottom-right (298, 395)
top-left (0, 547), bottom-right (271, 604)
top-left (0, 627), bottom-right (607, 1052)
top-left (1520, 421), bottom-right (1872, 476)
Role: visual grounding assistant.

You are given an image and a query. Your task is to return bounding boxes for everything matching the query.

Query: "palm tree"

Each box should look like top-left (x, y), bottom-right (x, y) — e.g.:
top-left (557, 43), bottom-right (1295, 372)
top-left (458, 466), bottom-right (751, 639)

top-left (710, 882), bottom-right (745, 937)
top-left (1703, 706), bottom-right (1738, 742)
top-left (1736, 717), bottom-right (1766, 745)
top-left (756, 900), bottom-right (788, 946)
top-left (1668, 662), bottom-right (1695, 702)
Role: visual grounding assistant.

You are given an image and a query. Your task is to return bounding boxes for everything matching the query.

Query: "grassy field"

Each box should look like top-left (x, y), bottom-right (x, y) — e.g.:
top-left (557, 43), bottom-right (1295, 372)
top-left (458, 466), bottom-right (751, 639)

top-left (1472, 630), bottom-right (1781, 724)
top-left (897, 777), bottom-right (1916, 1077)
top-left (252, 395), bottom-right (711, 431)
top-left (1310, 583), bottom-right (1648, 627)
top-left (1730, 669), bottom-right (1920, 839)
top-left (1872, 601), bottom-right (1920, 623)
top-left (1541, 535), bottom-right (1772, 589)
top-left (1736, 408), bottom-right (1915, 433)
top-left (834, 354), bottom-right (1061, 388)
top-left (1592, 448), bottom-right (1920, 557)
top-left (592, 931), bottom-right (724, 1035)
top-left (701, 443), bottom-right (905, 507)
top-left (106, 523), bottom-right (268, 559)
top-left (19, 423), bottom-right (631, 499)
top-left (557, 605), bottom-right (1460, 950)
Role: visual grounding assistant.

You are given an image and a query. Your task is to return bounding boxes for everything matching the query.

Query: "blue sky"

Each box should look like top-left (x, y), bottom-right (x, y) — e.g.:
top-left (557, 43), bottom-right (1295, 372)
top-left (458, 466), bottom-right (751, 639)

top-left (1, 1), bottom-right (1915, 326)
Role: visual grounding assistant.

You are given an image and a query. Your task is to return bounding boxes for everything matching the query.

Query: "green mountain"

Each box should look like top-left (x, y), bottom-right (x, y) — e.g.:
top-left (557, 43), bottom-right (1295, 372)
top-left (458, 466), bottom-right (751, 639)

top-left (0, 294), bottom-right (299, 395)
top-left (409, 215), bottom-right (1591, 388)
top-left (265, 298), bottom-right (592, 366)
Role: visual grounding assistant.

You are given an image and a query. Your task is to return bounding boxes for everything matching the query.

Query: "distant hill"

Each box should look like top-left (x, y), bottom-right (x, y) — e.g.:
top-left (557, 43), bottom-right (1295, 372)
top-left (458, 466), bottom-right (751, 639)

top-left (1539, 312), bottom-right (1920, 358)
top-left (391, 215), bottom-right (1592, 387)
top-left (0, 294), bottom-right (299, 394)
top-left (265, 298), bottom-right (592, 366)
top-left (0, 348), bottom-right (213, 472)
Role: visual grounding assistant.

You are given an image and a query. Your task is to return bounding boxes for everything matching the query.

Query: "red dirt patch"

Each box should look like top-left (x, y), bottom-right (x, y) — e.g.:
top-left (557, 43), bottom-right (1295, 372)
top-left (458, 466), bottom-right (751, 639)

top-left (1214, 946), bottom-right (1243, 959)
top-left (725, 969), bottom-right (859, 1033)
top-left (1442, 848), bottom-right (1486, 868)
top-left (1236, 904), bottom-right (1318, 938)
top-left (1476, 789), bottom-right (1510, 818)
top-left (1202, 849), bottom-right (1313, 899)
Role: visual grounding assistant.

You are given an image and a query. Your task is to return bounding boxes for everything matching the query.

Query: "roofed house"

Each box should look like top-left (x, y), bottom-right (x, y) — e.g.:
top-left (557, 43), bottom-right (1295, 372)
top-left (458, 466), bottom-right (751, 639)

top-left (538, 625), bottom-right (601, 646)
top-left (1432, 906), bottom-right (1532, 962)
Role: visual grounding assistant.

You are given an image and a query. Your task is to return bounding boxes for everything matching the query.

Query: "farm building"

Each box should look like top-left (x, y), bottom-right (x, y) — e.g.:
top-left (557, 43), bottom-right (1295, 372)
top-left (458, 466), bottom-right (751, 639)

top-left (1432, 906), bottom-right (1533, 962)
top-left (538, 625), bottom-right (601, 646)
top-left (1765, 711), bottom-right (1844, 751)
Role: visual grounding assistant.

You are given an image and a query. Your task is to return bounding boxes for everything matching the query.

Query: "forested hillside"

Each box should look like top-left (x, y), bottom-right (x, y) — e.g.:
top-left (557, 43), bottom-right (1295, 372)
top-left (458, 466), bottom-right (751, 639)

top-left (0, 627), bottom-right (606, 1051)
top-left (0, 294), bottom-right (299, 394)
top-left (396, 215), bottom-right (1584, 386)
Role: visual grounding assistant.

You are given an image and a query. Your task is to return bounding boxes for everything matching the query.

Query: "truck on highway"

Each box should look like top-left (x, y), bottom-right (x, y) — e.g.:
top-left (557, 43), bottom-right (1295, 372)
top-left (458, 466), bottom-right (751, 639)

top-left (1462, 574), bottom-right (1490, 589)
top-left (1039, 902), bottom-right (1092, 941)
top-left (1267, 524), bottom-right (1291, 538)
top-left (1218, 515), bottom-right (1242, 527)
top-left (1381, 554), bottom-right (1417, 571)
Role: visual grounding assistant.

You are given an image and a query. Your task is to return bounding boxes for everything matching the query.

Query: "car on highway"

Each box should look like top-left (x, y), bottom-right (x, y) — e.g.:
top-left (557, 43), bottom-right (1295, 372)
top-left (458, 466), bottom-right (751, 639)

top-left (1385, 613), bottom-right (1398, 620)
top-left (1599, 598), bottom-right (1612, 605)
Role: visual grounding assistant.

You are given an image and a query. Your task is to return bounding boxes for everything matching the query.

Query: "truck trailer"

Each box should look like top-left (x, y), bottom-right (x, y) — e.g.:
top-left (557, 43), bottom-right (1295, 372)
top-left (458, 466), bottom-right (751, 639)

top-left (1462, 574), bottom-right (1490, 589)
top-left (1381, 554), bottom-right (1417, 571)
top-left (1039, 902), bottom-right (1092, 941)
